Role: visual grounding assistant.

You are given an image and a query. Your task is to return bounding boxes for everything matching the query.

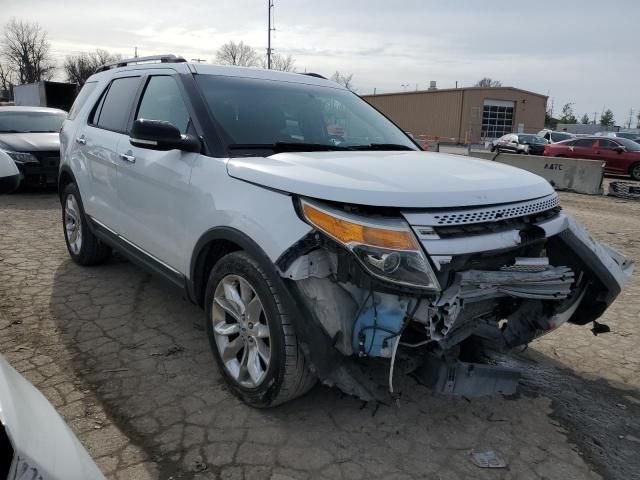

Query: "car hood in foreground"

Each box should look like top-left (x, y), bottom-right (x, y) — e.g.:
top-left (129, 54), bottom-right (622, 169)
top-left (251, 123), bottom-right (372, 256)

top-left (0, 355), bottom-right (105, 479)
top-left (227, 151), bottom-right (554, 208)
top-left (0, 132), bottom-right (60, 152)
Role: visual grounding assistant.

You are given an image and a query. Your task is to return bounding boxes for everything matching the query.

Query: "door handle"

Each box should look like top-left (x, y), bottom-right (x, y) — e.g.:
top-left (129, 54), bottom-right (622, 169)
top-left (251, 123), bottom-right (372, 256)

top-left (119, 153), bottom-right (136, 164)
top-left (75, 136), bottom-right (86, 145)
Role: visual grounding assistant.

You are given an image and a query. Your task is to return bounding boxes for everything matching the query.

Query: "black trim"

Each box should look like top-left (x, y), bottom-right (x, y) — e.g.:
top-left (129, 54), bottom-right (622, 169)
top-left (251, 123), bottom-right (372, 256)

top-left (181, 73), bottom-right (228, 157)
top-left (188, 226), bottom-right (269, 305)
top-left (88, 217), bottom-right (186, 291)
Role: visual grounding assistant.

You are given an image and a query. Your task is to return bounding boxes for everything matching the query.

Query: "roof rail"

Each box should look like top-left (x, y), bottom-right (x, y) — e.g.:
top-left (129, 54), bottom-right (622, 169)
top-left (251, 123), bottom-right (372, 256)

top-left (300, 72), bottom-right (327, 80)
top-left (95, 54), bottom-right (187, 73)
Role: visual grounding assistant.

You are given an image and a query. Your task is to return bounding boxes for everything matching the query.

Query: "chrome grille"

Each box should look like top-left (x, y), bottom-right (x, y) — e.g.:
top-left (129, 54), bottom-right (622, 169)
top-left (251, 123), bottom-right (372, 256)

top-left (414, 194), bottom-right (560, 227)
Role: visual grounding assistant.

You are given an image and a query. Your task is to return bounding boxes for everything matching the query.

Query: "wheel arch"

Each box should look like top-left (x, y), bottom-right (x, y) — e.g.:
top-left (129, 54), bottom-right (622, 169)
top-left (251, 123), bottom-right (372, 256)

top-left (189, 226), bottom-right (277, 308)
top-left (57, 165), bottom-right (77, 204)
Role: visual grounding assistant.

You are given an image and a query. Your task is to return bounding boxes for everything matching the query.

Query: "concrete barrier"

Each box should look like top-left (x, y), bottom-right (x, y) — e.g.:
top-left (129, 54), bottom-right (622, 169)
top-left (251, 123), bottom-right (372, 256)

top-left (466, 151), bottom-right (605, 195)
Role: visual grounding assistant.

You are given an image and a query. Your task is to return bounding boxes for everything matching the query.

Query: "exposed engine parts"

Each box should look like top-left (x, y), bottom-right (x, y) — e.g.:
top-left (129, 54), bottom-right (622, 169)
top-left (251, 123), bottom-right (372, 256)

top-left (281, 206), bottom-right (633, 401)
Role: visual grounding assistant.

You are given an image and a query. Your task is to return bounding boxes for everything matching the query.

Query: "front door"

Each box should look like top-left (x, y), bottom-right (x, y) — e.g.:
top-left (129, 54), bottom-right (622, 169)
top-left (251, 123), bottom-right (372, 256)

top-left (596, 139), bottom-right (626, 174)
top-left (115, 73), bottom-right (198, 275)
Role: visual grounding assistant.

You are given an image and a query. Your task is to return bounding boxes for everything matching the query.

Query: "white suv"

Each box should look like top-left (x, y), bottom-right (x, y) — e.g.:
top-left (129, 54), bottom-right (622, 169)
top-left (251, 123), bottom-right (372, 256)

top-left (59, 55), bottom-right (633, 406)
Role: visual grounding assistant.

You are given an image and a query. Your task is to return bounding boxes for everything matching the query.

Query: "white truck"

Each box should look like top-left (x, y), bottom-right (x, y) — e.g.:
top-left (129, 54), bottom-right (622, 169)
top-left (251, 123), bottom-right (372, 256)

top-left (13, 81), bottom-right (77, 111)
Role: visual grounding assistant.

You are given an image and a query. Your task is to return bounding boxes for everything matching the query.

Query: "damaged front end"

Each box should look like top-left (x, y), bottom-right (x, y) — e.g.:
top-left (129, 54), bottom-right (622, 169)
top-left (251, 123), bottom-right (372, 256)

top-left (277, 194), bottom-right (634, 401)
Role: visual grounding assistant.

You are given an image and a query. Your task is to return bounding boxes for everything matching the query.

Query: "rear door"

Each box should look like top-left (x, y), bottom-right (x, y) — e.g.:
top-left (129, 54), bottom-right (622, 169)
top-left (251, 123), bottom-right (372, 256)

top-left (80, 75), bottom-right (141, 231)
top-left (115, 72), bottom-right (198, 275)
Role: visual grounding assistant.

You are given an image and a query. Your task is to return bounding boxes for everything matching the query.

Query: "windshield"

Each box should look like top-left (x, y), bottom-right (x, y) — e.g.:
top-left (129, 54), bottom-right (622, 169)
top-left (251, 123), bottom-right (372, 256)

top-left (195, 76), bottom-right (418, 154)
top-left (0, 110), bottom-right (66, 133)
top-left (518, 134), bottom-right (546, 144)
top-left (616, 138), bottom-right (640, 151)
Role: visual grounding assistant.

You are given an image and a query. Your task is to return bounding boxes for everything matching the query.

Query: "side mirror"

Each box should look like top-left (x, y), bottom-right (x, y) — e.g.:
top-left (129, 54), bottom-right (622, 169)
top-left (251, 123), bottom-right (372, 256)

top-left (130, 119), bottom-right (200, 153)
top-left (614, 146), bottom-right (626, 154)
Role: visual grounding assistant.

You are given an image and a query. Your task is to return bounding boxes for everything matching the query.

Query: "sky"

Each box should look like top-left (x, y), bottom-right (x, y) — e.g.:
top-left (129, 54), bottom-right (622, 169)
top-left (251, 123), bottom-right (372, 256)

top-left (3, 0), bottom-right (639, 126)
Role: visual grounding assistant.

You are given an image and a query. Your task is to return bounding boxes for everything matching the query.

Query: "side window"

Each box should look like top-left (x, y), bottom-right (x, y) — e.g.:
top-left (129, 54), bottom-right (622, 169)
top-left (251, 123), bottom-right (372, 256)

top-left (68, 81), bottom-right (97, 120)
top-left (599, 139), bottom-right (617, 149)
top-left (95, 77), bottom-right (140, 133)
top-left (136, 76), bottom-right (190, 134)
top-left (575, 139), bottom-right (595, 148)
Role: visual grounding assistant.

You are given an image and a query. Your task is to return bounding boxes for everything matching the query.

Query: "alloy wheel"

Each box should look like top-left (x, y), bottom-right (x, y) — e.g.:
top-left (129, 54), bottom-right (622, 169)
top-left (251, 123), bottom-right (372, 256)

top-left (64, 194), bottom-right (82, 255)
top-left (211, 274), bottom-right (271, 387)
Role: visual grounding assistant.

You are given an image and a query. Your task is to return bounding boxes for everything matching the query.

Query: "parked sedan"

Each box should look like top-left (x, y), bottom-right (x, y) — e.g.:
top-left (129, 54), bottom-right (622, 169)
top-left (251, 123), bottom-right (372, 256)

top-left (491, 133), bottom-right (548, 155)
top-left (544, 136), bottom-right (640, 180)
top-left (0, 106), bottom-right (66, 187)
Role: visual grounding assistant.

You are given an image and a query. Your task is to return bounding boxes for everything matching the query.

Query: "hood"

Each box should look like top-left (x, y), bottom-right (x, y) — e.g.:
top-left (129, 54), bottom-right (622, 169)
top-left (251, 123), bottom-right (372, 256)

top-left (0, 132), bottom-right (60, 152)
top-left (227, 151), bottom-right (555, 208)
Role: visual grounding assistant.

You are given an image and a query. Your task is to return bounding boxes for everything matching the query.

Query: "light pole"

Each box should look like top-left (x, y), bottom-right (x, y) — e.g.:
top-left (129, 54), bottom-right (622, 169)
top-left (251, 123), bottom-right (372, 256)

top-left (267, 0), bottom-right (274, 69)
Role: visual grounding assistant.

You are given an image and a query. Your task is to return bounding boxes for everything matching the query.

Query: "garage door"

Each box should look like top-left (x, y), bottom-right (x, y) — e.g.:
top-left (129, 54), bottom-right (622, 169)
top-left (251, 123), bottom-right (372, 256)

top-left (482, 99), bottom-right (514, 138)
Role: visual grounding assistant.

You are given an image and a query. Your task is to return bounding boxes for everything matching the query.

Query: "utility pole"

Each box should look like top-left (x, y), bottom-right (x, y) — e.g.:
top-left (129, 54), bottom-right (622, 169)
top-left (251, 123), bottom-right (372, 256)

top-left (134, 47), bottom-right (138, 58)
top-left (593, 112), bottom-right (598, 125)
top-left (267, 0), bottom-right (275, 69)
top-left (627, 108), bottom-right (634, 129)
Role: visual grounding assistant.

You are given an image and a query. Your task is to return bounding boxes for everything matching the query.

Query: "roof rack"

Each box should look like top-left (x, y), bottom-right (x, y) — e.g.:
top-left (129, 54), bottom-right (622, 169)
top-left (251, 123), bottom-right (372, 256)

top-left (300, 72), bottom-right (328, 80)
top-left (95, 54), bottom-right (187, 73)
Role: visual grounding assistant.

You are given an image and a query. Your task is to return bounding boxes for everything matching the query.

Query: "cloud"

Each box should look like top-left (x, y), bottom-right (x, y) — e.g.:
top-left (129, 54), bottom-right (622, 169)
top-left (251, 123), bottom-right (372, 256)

top-left (3, 0), bottom-right (639, 124)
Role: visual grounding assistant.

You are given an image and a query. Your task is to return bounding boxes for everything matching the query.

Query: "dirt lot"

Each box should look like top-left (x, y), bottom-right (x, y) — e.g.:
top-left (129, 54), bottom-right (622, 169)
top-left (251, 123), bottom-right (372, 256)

top-left (1, 186), bottom-right (639, 480)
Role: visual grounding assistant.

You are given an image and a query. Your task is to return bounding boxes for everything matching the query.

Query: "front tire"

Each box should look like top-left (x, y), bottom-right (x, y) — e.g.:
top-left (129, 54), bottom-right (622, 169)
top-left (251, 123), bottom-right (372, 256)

top-left (62, 183), bottom-right (111, 265)
top-left (205, 251), bottom-right (315, 407)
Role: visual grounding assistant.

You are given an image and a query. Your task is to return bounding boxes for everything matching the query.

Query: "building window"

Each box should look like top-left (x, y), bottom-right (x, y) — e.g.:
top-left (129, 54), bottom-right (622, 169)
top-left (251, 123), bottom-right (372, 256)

top-left (482, 100), bottom-right (515, 139)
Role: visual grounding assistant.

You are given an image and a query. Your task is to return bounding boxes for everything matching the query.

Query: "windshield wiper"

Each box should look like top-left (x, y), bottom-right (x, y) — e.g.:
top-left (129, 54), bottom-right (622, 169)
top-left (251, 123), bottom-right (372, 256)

top-left (347, 143), bottom-right (416, 151)
top-left (228, 142), bottom-right (350, 153)
top-left (0, 130), bottom-right (22, 133)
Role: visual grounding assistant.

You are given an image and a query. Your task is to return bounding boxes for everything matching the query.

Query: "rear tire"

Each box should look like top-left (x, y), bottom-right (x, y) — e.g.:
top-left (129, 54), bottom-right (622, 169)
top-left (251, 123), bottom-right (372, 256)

top-left (205, 251), bottom-right (315, 407)
top-left (630, 163), bottom-right (640, 181)
top-left (62, 183), bottom-right (111, 266)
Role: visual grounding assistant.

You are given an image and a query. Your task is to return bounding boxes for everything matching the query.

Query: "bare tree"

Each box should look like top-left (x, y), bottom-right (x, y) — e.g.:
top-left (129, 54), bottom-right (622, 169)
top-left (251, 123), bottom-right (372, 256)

top-left (331, 71), bottom-right (355, 91)
top-left (2, 19), bottom-right (54, 84)
top-left (215, 41), bottom-right (259, 67)
top-left (0, 62), bottom-right (15, 96)
top-left (475, 77), bottom-right (502, 88)
top-left (64, 49), bottom-right (121, 86)
top-left (559, 102), bottom-right (577, 124)
top-left (263, 53), bottom-right (296, 72)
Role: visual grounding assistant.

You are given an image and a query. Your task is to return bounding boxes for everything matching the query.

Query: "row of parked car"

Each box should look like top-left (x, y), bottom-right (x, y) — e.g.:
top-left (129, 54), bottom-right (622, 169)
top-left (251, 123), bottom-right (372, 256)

top-left (490, 129), bottom-right (640, 181)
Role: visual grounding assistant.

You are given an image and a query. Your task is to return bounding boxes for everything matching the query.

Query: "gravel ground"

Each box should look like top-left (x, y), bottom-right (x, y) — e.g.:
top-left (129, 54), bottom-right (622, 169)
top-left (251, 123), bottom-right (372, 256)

top-left (0, 185), bottom-right (639, 480)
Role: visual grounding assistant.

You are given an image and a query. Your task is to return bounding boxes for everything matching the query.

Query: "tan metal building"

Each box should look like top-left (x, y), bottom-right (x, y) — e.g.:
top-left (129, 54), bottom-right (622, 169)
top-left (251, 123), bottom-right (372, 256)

top-left (362, 86), bottom-right (548, 144)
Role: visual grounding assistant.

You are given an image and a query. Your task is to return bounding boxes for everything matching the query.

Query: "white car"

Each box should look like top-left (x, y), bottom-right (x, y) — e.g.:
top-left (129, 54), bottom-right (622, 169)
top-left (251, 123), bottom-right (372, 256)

top-left (537, 129), bottom-right (575, 143)
top-left (58, 55), bottom-right (633, 406)
top-left (0, 355), bottom-right (104, 479)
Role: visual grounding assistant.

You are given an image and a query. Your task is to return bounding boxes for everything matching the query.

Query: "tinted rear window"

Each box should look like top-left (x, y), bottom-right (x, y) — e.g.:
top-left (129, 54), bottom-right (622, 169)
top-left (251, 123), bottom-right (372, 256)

top-left (96, 77), bottom-right (140, 132)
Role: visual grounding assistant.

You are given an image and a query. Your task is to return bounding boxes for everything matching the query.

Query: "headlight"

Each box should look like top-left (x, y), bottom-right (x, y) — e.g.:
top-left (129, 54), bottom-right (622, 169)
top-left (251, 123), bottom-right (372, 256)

top-left (3, 151), bottom-right (39, 164)
top-left (300, 199), bottom-right (440, 290)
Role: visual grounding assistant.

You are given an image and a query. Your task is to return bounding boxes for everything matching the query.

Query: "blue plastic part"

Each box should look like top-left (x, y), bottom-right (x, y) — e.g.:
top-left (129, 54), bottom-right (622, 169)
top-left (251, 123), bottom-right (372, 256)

top-left (352, 294), bottom-right (408, 357)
